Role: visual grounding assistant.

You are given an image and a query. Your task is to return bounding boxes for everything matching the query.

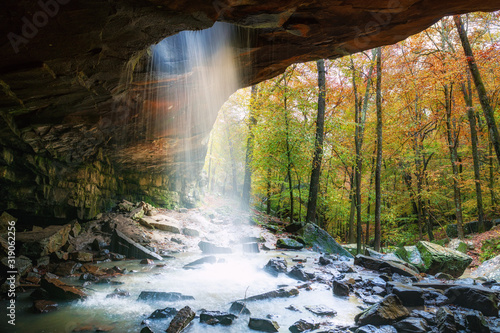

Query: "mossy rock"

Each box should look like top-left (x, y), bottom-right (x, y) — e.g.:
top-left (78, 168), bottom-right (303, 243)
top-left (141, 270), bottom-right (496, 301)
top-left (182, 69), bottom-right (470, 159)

top-left (416, 241), bottom-right (472, 278)
top-left (300, 223), bottom-right (353, 258)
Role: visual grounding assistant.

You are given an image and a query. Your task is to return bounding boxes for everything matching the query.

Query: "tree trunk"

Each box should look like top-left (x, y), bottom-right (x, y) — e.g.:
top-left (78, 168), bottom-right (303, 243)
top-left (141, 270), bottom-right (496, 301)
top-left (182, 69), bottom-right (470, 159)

top-left (241, 85), bottom-right (258, 209)
top-left (461, 80), bottom-right (485, 231)
top-left (374, 47), bottom-right (383, 252)
top-left (284, 77), bottom-right (294, 223)
top-left (454, 15), bottom-right (500, 164)
top-left (444, 84), bottom-right (465, 239)
top-left (266, 168), bottom-right (272, 215)
top-left (348, 171), bottom-right (356, 243)
top-left (489, 142), bottom-right (498, 207)
top-left (306, 59), bottom-right (327, 225)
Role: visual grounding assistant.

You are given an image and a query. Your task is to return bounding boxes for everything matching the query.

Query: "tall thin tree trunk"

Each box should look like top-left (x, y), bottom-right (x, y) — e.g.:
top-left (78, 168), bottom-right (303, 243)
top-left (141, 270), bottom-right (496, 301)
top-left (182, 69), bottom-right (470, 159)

top-left (490, 142), bottom-right (498, 206)
top-left (454, 15), bottom-right (500, 164)
top-left (348, 171), bottom-right (356, 243)
top-left (266, 168), bottom-right (272, 215)
top-left (306, 59), bottom-right (326, 226)
top-left (444, 84), bottom-right (465, 239)
top-left (242, 85), bottom-right (258, 209)
top-left (374, 47), bottom-right (383, 252)
top-left (461, 80), bottom-right (485, 231)
top-left (284, 76), bottom-right (294, 223)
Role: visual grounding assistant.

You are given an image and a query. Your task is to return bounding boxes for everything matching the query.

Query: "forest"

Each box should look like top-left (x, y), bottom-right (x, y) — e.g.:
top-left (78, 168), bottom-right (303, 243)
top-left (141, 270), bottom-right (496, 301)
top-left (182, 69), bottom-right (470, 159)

top-left (204, 13), bottom-right (500, 255)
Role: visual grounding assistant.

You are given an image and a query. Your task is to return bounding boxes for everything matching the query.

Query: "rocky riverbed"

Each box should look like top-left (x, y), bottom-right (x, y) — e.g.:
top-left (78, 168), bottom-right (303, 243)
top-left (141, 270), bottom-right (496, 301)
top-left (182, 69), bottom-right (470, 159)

top-left (1, 198), bottom-right (499, 332)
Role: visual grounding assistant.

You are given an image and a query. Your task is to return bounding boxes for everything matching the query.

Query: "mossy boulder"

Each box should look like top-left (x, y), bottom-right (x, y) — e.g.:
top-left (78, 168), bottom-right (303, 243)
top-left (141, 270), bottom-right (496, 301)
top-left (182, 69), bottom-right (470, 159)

top-left (276, 238), bottom-right (304, 250)
top-left (300, 223), bottom-right (353, 258)
top-left (416, 241), bottom-right (472, 278)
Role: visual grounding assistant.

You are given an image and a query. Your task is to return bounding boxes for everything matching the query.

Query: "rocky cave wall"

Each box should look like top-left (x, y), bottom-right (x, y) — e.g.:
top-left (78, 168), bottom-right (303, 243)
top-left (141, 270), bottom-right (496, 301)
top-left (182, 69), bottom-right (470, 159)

top-left (1, 0), bottom-right (500, 222)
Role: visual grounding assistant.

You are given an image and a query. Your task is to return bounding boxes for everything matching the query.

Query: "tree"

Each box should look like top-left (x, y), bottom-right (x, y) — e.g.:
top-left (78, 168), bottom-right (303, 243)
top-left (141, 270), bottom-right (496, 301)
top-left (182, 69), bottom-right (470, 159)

top-left (454, 15), bottom-right (500, 165)
top-left (374, 47), bottom-right (383, 251)
top-left (241, 85), bottom-right (258, 208)
top-left (306, 59), bottom-right (326, 225)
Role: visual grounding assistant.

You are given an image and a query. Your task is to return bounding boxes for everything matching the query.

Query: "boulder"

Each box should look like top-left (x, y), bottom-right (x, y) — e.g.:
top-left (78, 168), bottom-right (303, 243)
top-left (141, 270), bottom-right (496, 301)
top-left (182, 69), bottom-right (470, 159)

top-left (289, 319), bottom-right (319, 333)
top-left (242, 287), bottom-right (299, 302)
top-left (32, 300), bottom-right (58, 313)
top-left (305, 304), bottom-right (337, 316)
top-left (300, 223), bottom-right (353, 257)
top-left (386, 282), bottom-right (424, 306)
top-left (436, 306), bottom-right (457, 333)
top-left (138, 291), bottom-right (195, 302)
top-left (166, 306), bottom-right (195, 333)
top-left (444, 285), bottom-right (499, 316)
top-left (447, 239), bottom-right (469, 254)
top-left (333, 280), bottom-right (350, 297)
top-left (417, 241), bottom-right (472, 278)
top-left (53, 261), bottom-right (80, 276)
top-left (393, 317), bottom-right (429, 333)
top-left (182, 227), bottom-right (200, 237)
top-left (248, 318), bottom-right (279, 332)
top-left (148, 307), bottom-right (177, 319)
top-left (69, 251), bottom-right (93, 262)
top-left (17, 224), bottom-right (72, 258)
top-left (199, 311), bottom-right (237, 325)
top-left (117, 200), bottom-right (135, 212)
top-left (264, 257), bottom-right (287, 277)
top-left (287, 264), bottom-right (313, 281)
top-left (183, 256), bottom-right (217, 269)
top-left (464, 310), bottom-right (491, 333)
top-left (198, 241), bottom-right (232, 254)
top-left (276, 238), bottom-right (304, 250)
top-left (412, 310), bottom-right (437, 325)
top-left (229, 301), bottom-right (251, 315)
top-left (284, 222), bottom-right (303, 233)
top-left (471, 254), bottom-right (500, 281)
top-left (106, 289), bottom-right (130, 299)
top-left (354, 255), bottom-right (420, 279)
top-left (243, 242), bottom-right (260, 253)
top-left (1, 255), bottom-right (32, 277)
top-left (355, 294), bottom-right (410, 326)
top-left (403, 246), bottom-right (425, 271)
top-left (0, 211), bottom-right (16, 233)
top-left (139, 217), bottom-right (180, 233)
top-left (40, 277), bottom-right (87, 300)
top-left (110, 229), bottom-right (163, 260)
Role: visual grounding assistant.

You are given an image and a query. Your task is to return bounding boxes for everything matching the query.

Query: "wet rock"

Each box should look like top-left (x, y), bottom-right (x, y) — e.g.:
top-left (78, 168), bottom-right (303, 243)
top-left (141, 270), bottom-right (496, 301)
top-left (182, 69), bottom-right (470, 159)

top-left (106, 288), bottom-right (130, 299)
top-left (200, 310), bottom-right (237, 325)
top-left (40, 277), bottom-right (87, 300)
top-left (248, 318), bottom-right (279, 332)
top-left (53, 261), bottom-right (80, 276)
top-left (182, 227), bottom-right (200, 237)
top-left (32, 300), bottom-right (58, 313)
top-left (17, 224), bottom-right (72, 258)
top-left (140, 326), bottom-right (154, 333)
top-left (110, 253), bottom-right (125, 261)
top-left (355, 294), bottom-right (410, 326)
top-left (319, 256), bottom-right (333, 266)
top-left (289, 319), bottom-right (320, 332)
top-left (140, 216), bottom-right (181, 233)
top-left (183, 256), bottom-right (217, 269)
top-left (110, 229), bottom-right (163, 260)
top-left (148, 307), bottom-right (178, 319)
top-left (355, 325), bottom-right (398, 333)
top-left (354, 255), bottom-right (420, 279)
top-left (79, 273), bottom-right (99, 282)
top-left (287, 264), bottom-right (313, 281)
top-left (393, 317), bottom-right (428, 333)
top-left (36, 256), bottom-right (50, 267)
top-left (262, 242), bottom-right (276, 251)
top-left (435, 272), bottom-right (454, 280)
top-left (166, 305), bottom-right (195, 333)
top-left (333, 280), bottom-right (350, 297)
top-left (276, 238), bottom-right (304, 250)
top-left (243, 287), bottom-right (299, 301)
top-left (69, 251), bottom-right (93, 262)
top-left (465, 310), bottom-right (491, 333)
top-left (229, 301), bottom-right (251, 315)
top-left (264, 257), bottom-right (287, 277)
top-left (243, 242), bottom-right (260, 253)
top-left (412, 309), bottom-right (437, 325)
top-left (385, 282), bottom-right (424, 306)
top-left (285, 304), bottom-right (301, 312)
top-left (305, 305), bottom-right (337, 316)
top-left (335, 261), bottom-right (356, 273)
top-left (436, 306), bottom-right (457, 333)
top-left (300, 223), bottom-right (353, 257)
top-left (198, 241), bottom-right (232, 254)
top-left (417, 241), bottom-right (472, 278)
top-left (140, 259), bottom-right (154, 265)
top-left (444, 285), bottom-right (499, 316)
top-left (471, 254), bottom-right (500, 281)
top-left (137, 291), bottom-right (195, 302)
top-left (118, 200), bottom-right (135, 212)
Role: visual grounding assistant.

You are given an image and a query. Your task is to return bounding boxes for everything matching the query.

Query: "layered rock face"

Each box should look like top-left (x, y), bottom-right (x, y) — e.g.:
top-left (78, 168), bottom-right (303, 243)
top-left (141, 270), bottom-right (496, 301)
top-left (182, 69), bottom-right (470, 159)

top-left (1, 0), bottom-right (499, 220)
